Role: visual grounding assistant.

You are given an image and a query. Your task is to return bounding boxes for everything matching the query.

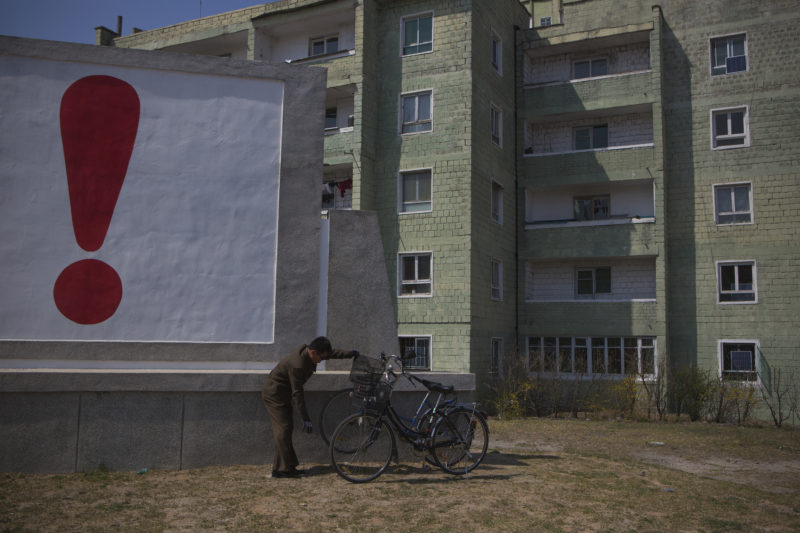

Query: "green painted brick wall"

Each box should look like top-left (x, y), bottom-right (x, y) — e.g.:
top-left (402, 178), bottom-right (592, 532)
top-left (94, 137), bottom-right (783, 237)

top-left (660, 0), bottom-right (800, 386)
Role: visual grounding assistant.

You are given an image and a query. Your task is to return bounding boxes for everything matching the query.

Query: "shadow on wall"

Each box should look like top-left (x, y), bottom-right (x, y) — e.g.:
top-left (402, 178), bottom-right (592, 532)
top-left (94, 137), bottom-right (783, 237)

top-left (661, 19), bottom-right (696, 373)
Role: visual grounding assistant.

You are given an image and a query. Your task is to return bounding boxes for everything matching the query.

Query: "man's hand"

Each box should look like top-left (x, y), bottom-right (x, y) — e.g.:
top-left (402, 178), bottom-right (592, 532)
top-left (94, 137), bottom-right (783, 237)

top-left (347, 350), bottom-right (359, 358)
top-left (302, 421), bottom-right (313, 434)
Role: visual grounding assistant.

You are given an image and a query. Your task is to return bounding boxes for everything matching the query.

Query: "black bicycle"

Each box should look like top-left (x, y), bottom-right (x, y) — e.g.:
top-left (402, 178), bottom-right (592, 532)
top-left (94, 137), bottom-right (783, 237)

top-left (329, 353), bottom-right (489, 483)
top-left (318, 363), bottom-right (457, 447)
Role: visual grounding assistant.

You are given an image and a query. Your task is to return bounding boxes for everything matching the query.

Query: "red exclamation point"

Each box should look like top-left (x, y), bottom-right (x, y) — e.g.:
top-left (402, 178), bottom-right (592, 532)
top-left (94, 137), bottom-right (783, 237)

top-left (53, 75), bottom-right (140, 325)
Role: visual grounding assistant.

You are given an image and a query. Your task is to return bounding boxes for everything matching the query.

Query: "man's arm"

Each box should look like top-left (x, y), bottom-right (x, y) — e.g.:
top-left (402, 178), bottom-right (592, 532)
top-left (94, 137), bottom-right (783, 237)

top-left (289, 367), bottom-right (311, 422)
top-left (327, 349), bottom-right (359, 360)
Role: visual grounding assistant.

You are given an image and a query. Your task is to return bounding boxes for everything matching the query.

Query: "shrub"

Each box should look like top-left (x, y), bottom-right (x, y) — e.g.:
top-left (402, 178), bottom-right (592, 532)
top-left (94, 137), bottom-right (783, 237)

top-left (668, 365), bottom-right (714, 421)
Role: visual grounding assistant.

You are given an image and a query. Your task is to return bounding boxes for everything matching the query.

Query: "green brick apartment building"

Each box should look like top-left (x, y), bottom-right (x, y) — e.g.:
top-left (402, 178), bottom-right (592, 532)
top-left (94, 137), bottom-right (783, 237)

top-left (99, 0), bottom-right (800, 400)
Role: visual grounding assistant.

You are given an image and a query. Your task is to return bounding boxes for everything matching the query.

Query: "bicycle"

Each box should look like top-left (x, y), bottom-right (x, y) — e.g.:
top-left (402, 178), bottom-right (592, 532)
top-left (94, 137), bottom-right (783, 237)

top-left (329, 353), bottom-right (489, 483)
top-left (318, 362), bottom-right (457, 447)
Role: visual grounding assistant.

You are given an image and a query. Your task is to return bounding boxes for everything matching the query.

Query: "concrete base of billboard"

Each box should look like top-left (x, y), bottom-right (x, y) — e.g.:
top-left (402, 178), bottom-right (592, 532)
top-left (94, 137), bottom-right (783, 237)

top-left (0, 371), bottom-right (475, 473)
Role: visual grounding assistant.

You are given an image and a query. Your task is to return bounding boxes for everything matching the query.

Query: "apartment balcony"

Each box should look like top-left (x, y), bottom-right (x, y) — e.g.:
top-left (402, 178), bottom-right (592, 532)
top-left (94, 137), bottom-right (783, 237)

top-left (519, 300), bottom-right (661, 337)
top-left (252, 0), bottom-right (356, 83)
top-left (324, 129), bottom-right (355, 164)
top-left (323, 84), bottom-right (356, 163)
top-left (521, 144), bottom-right (657, 187)
top-left (520, 219), bottom-right (658, 260)
top-left (521, 70), bottom-right (654, 119)
top-left (322, 163), bottom-right (352, 210)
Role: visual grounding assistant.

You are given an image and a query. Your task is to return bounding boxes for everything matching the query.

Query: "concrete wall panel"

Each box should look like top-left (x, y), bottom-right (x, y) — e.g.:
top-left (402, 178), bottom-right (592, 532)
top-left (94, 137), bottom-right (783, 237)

top-left (0, 393), bottom-right (79, 473)
top-left (77, 392), bottom-right (183, 472)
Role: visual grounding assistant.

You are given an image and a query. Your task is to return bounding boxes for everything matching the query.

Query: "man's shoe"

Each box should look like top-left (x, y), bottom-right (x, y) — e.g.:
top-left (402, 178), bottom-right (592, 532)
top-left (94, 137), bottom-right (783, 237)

top-left (271, 469), bottom-right (302, 479)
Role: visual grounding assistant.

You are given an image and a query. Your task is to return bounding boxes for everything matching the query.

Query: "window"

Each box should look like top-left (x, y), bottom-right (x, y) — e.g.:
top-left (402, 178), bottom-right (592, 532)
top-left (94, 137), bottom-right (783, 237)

top-left (491, 105), bottom-right (502, 146)
top-left (711, 34), bottom-right (747, 76)
top-left (399, 169), bottom-right (432, 213)
top-left (402, 13), bottom-right (433, 56)
top-left (573, 58), bottom-right (608, 79)
top-left (491, 180), bottom-right (503, 224)
top-left (574, 124), bottom-right (608, 150)
top-left (574, 195), bottom-right (610, 221)
top-left (528, 336), bottom-right (655, 376)
top-left (576, 267), bottom-right (611, 297)
top-left (401, 91), bottom-right (432, 134)
top-left (491, 33), bottom-right (502, 74)
top-left (720, 341), bottom-right (758, 381)
top-left (714, 183), bottom-right (752, 224)
top-left (309, 35), bottom-right (339, 57)
top-left (712, 107), bottom-right (748, 149)
top-left (717, 261), bottom-right (756, 303)
top-left (399, 253), bottom-right (432, 296)
top-left (491, 259), bottom-right (503, 301)
top-left (490, 337), bottom-right (503, 377)
top-left (325, 107), bottom-right (337, 130)
top-left (400, 336), bottom-right (430, 369)
top-left (540, 17), bottom-right (552, 27)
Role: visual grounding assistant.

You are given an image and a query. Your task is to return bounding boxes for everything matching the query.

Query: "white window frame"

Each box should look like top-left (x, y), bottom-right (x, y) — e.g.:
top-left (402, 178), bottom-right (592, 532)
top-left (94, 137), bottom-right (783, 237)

top-left (575, 267), bottom-right (611, 298)
top-left (401, 12), bottom-right (434, 57)
top-left (309, 34), bottom-right (339, 57)
top-left (527, 336), bottom-right (657, 377)
top-left (490, 337), bottom-right (503, 377)
top-left (718, 339), bottom-right (760, 383)
top-left (491, 258), bottom-right (503, 301)
top-left (398, 168), bottom-right (433, 214)
top-left (572, 57), bottom-right (609, 79)
top-left (400, 335), bottom-right (432, 370)
top-left (713, 182), bottom-right (753, 225)
top-left (716, 260), bottom-right (757, 304)
top-left (399, 90), bottom-right (433, 135)
top-left (573, 124), bottom-right (608, 150)
top-left (573, 194), bottom-right (610, 221)
top-left (490, 179), bottom-right (503, 224)
top-left (398, 252), bottom-right (433, 298)
top-left (710, 33), bottom-right (748, 76)
top-left (491, 30), bottom-right (502, 75)
top-left (711, 106), bottom-right (749, 150)
top-left (490, 104), bottom-right (503, 147)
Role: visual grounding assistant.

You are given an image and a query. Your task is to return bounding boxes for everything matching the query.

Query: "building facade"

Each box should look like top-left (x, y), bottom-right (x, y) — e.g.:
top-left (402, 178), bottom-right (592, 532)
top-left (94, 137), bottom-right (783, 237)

top-left (101, 0), bottom-right (800, 398)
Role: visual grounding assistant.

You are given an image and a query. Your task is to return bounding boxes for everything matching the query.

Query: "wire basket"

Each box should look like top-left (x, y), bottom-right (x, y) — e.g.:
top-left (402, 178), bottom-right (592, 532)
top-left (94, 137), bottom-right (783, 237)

top-left (349, 354), bottom-right (384, 386)
top-left (352, 381), bottom-right (392, 414)
top-left (349, 355), bottom-right (390, 414)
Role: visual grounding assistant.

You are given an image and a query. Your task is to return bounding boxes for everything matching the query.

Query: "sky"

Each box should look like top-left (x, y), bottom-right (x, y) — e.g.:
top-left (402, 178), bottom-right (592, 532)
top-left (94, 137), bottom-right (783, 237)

top-left (0, 0), bottom-right (277, 45)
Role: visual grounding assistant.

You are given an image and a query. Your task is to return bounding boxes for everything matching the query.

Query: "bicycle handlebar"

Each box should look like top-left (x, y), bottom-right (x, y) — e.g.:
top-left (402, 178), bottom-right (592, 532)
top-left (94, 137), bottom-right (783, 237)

top-left (376, 353), bottom-right (455, 395)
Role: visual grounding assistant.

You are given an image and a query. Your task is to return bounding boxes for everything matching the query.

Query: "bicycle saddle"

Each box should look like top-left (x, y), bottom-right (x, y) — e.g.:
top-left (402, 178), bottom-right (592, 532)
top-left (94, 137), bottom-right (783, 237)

top-left (418, 377), bottom-right (454, 394)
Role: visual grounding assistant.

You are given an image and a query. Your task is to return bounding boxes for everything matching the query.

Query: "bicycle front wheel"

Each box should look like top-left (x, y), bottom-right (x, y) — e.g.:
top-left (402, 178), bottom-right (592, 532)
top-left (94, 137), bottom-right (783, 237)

top-left (319, 388), bottom-right (357, 446)
top-left (430, 408), bottom-right (489, 475)
top-left (330, 413), bottom-right (395, 483)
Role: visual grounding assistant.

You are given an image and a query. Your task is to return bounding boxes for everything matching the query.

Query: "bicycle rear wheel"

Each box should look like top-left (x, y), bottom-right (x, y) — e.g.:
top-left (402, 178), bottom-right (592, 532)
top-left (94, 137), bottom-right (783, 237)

top-left (430, 408), bottom-right (488, 475)
top-left (318, 388), bottom-right (357, 446)
top-left (330, 413), bottom-right (395, 483)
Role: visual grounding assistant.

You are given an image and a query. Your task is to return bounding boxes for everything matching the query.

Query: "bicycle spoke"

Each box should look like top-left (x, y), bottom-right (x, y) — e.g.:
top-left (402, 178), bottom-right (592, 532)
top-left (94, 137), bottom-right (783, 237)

top-left (430, 408), bottom-right (488, 475)
top-left (330, 414), bottom-right (395, 483)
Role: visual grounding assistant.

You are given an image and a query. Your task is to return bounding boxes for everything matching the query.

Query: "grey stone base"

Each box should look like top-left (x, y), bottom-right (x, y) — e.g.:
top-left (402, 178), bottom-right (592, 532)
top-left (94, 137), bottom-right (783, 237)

top-left (0, 371), bottom-right (475, 473)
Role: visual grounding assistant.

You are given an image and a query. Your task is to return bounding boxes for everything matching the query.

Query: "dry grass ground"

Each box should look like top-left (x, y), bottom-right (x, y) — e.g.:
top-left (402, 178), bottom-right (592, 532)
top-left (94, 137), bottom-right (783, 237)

top-left (2, 418), bottom-right (799, 532)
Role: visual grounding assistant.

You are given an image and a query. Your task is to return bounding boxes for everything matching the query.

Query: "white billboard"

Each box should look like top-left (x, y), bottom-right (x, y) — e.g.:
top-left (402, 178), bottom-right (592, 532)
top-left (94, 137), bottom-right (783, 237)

top-left (0, 56), bottom-right (283, 343)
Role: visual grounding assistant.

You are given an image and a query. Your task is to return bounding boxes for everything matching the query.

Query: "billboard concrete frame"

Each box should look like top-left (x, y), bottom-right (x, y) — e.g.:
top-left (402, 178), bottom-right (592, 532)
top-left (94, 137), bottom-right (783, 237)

top-left (0, 35), bottom-right (325, 363)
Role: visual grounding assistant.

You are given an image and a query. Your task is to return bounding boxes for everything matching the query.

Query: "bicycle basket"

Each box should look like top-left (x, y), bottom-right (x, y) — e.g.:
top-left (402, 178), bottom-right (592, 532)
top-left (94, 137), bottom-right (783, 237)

top-left (349, 354), bottom-right (384, 386)
top-left (352, 380), bottom-right (392, 414)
